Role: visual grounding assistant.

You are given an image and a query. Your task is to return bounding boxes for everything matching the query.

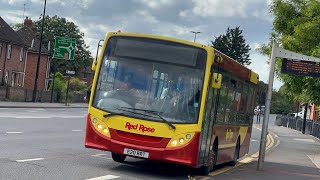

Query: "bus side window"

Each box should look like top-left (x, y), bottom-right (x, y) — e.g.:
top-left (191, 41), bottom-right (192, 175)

top-left (216, 86), bottom-right (227, 123)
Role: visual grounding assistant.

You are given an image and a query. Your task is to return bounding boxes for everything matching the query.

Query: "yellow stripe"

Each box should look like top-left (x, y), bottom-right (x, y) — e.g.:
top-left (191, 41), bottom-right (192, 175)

top-left (219, 126), bottom-right (248, 149)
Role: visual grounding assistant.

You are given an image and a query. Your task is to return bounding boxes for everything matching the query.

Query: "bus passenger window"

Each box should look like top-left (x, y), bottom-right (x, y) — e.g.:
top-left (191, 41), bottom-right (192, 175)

top-left (216, 86), bottom-right (227, 123)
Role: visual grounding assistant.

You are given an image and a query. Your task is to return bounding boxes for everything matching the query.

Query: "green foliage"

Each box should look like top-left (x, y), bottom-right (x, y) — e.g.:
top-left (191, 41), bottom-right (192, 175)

top-left (34, 15), bottom-right (91, 75)
top-left (10, 23), bottom-right (24, 31)
top-left (211, 27), bottom-right (251, 65)
top-left (261, 0), bottom-right (320, 103)
top-left (270, 89), bottom-right (295, 114)
top-left (49, 72), bottom-right (86, 102)
top-left (69, 77), bottom-right (86, 92)
top-left (50, 72), bottom-right (66, 92)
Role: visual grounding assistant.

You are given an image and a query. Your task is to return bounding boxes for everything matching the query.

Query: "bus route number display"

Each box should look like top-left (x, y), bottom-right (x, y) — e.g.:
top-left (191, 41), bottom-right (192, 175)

top-left (281, 58), bottom-right (320, 78)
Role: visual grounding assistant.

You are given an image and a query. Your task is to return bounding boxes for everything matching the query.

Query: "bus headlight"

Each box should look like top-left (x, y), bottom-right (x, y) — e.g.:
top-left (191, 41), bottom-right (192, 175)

top-left (167, 132), bottom-right (195, 148)
top-left (90, 115), bottom-right (110, 138)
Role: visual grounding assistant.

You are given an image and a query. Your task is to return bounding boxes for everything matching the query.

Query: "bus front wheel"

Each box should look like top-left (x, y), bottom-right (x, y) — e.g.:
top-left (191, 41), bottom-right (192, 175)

top-left (200, 141), bottom-right (218, 175)
top-left (111, 153), bottom-right (126, 162)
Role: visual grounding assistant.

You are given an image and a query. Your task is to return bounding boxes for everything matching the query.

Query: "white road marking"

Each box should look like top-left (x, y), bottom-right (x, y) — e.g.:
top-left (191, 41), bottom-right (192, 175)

top-left (307, 154), bottom-right (320, 169)
top-left (253, 126), bottom-right (262, 131)
top-left (72, 129), bottom-right (82, 132)
top-left (2, 116), bottom-right (85, 119)
top-left (251, 139), bottom-right (258, 142)
top-left (16, 158), bottom-right (44, 163)
top-left (6, 132), bottom-right (23, 134)
top-left (15, 116), bottom-right (51, 119)
top-left (56, 116), bottom-right (86, 118)
top-left (293, 138), bottom-right (315, 143)
top-left (91, 154), bottom-right (113, 160)
top-left (86, 175), bottom-right (119, 180)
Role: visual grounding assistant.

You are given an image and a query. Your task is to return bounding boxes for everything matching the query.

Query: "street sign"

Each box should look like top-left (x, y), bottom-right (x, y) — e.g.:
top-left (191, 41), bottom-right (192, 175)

top-left (281, 58), bottom-right (320, 78)
top-left (54, 36), bottom-right (76, 60)
top-left (66, 70), bottom-right (75, 75)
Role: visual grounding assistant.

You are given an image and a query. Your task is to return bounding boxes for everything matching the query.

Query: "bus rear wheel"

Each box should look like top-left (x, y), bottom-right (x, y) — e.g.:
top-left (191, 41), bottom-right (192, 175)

top-left (111, 153), bottom-right (126, 162)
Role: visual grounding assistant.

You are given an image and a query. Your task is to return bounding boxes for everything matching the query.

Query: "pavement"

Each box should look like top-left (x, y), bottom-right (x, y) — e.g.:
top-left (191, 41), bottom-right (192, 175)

top-left (211, 115), bottom-right (320, 180)
top-left (0, 101), bottom-right (88, 108)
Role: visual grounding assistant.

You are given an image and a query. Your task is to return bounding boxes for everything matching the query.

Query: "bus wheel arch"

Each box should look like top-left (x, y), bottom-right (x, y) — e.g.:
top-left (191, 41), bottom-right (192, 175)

top-left (200, 138), bottom-right (219, 175)
top-left (212, 138), bottom-right (219, 167)
top-left (231, 136), bottom-right (240, 166)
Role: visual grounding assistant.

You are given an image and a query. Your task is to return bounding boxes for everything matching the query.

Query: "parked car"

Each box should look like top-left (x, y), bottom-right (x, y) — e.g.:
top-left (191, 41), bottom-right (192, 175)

top-left (254, 105), bottom-right (265, 115)
top-left (288, 111), bottom-right (304, 118)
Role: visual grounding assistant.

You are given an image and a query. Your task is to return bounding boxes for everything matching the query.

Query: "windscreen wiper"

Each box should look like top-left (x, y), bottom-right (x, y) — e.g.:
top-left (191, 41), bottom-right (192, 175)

top-left (119, 107), bottom-right (163, 114)
top-left (150, 112), bottom-right (176, 130)
top-left (103, 112), bottom-right (126, 118)
top-left (119, 107), bottom-right (176, 130)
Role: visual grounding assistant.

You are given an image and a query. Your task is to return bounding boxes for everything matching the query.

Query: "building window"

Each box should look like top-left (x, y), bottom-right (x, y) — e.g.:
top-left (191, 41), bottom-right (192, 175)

top-left (4, 71), bottom-right (8, 84)
top-left (0, 43), bottom-right (2, 57)
top-left (7, 44), bottom-right (11, 59)
top-left (20, 48), bottom-right (24, 61)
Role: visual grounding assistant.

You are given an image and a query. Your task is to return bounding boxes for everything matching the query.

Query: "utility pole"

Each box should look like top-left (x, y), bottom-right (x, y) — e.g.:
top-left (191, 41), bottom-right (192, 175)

top-left (190, 31), bottom-right (201, 42)
top-left (32, 0), bottom-right (47, 102)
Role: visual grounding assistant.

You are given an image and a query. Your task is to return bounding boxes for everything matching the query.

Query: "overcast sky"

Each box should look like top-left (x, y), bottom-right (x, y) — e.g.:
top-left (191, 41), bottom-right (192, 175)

top-left (0, 0), bottom-right (283, 89)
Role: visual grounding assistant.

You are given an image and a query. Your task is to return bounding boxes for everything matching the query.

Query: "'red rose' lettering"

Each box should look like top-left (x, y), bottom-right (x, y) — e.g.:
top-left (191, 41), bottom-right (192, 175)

top-left (139, 124), bottom-right (155, 133)
top-left (125, 122), bottom-right (155, 133)
top-left (125, 122), bottom-right (138, 130)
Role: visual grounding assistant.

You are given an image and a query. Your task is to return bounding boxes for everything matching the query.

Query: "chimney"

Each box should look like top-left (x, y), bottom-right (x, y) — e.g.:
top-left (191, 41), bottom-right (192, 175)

top-left (24, 16), bottom-right (33, 29)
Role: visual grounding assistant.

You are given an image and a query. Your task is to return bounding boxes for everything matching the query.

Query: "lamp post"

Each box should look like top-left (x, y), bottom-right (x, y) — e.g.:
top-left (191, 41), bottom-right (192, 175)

top-left (191, 31), bottom-right (201, 42)
top-left (32, 0), bottom-right (47, 102)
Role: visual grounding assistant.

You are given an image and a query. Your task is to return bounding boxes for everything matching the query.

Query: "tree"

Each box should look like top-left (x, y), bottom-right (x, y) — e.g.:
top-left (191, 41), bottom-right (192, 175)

top-left (34, 15), bottom-right (92, 75)
top-left (10, 23), bottom-right (24, 31)
top-left (212, 27), bottom-right (251, 65)
top-left (259, 0), bottom-right (320, 103)
top-left (270, 89), bottom-right (295, 114)
top-left (49, 72), bottom-right (66, 102)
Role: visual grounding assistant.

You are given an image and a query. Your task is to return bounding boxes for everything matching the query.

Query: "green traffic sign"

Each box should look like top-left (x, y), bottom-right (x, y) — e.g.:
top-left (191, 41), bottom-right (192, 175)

top-left (54, 36), bottom-right (76, 60)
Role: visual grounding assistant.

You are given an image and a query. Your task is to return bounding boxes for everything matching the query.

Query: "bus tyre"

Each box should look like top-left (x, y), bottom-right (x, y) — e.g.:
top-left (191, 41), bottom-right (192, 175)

top-left (111, 153), bottom-right (126, 162)
top-left (200, 141), bottom-right (218, 175)
top-left (231, 138), bottom-right (240, 166)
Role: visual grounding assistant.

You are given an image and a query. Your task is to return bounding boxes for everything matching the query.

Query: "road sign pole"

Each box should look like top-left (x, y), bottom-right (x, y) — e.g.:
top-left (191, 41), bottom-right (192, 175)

top-left (65, 74), bottom-right (71, 106)
top-left (50, 59), bottom-right (55, 103)
top-left (257, 41), bottom-right (277, 170)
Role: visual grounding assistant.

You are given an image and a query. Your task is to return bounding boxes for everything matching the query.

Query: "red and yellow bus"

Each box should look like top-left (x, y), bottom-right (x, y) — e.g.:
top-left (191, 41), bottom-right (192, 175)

top-left (85, 32), bottom-right (258, 174)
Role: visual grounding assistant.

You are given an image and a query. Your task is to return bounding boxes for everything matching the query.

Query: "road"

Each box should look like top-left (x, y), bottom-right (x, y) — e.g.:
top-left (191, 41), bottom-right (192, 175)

top-left (0, 108), bottom-right (261, 180)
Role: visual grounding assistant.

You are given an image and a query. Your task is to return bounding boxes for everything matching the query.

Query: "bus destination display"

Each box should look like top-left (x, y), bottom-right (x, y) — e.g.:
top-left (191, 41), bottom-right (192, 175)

top-left (281, 58), bottom-right (320, 78)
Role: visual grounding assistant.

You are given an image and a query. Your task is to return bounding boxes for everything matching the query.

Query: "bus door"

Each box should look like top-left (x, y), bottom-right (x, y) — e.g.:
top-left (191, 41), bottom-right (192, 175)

top-left (198, 72), bottom-right (221, 167)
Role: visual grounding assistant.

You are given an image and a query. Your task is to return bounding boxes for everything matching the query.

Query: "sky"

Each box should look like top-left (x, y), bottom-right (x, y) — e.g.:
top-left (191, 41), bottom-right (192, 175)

top-left (0, 0), bottom-right (283, 89)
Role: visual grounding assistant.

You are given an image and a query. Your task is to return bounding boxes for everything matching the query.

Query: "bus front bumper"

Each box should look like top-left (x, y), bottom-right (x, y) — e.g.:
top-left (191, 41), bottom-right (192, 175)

top-left (85, 118), bottom-right (200, 168)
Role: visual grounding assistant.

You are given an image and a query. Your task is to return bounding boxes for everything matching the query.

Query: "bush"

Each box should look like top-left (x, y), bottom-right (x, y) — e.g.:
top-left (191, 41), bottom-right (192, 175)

top-left (49, 73), bottom-right (87, 103)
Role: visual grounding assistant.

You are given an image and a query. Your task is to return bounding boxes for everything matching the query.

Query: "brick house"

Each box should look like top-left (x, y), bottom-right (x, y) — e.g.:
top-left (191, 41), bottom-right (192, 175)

top-left (0, 16), bottom-right (28, 87)
top-left (16, 17), bottom-right (49, 91)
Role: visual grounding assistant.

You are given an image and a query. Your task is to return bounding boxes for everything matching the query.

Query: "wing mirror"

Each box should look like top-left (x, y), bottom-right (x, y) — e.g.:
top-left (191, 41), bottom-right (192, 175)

top-left (92, 39), bottom-right (104, 71)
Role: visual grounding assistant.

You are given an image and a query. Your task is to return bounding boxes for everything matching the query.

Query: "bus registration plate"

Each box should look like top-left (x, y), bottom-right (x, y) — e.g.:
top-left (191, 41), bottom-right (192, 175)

top-left (124, 148), bottom-right (149, 158)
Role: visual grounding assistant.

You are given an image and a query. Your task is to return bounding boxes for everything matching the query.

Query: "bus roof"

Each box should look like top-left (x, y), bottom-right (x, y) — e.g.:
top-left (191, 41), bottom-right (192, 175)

top-left (213, 49), bottom-right (259, 85)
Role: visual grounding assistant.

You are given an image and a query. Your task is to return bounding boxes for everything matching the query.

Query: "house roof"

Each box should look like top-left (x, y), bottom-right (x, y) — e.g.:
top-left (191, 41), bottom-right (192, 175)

top-left (16, 26), bottom-right (48, 53)
top-left (0, 16), bottom-right (26, 46)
